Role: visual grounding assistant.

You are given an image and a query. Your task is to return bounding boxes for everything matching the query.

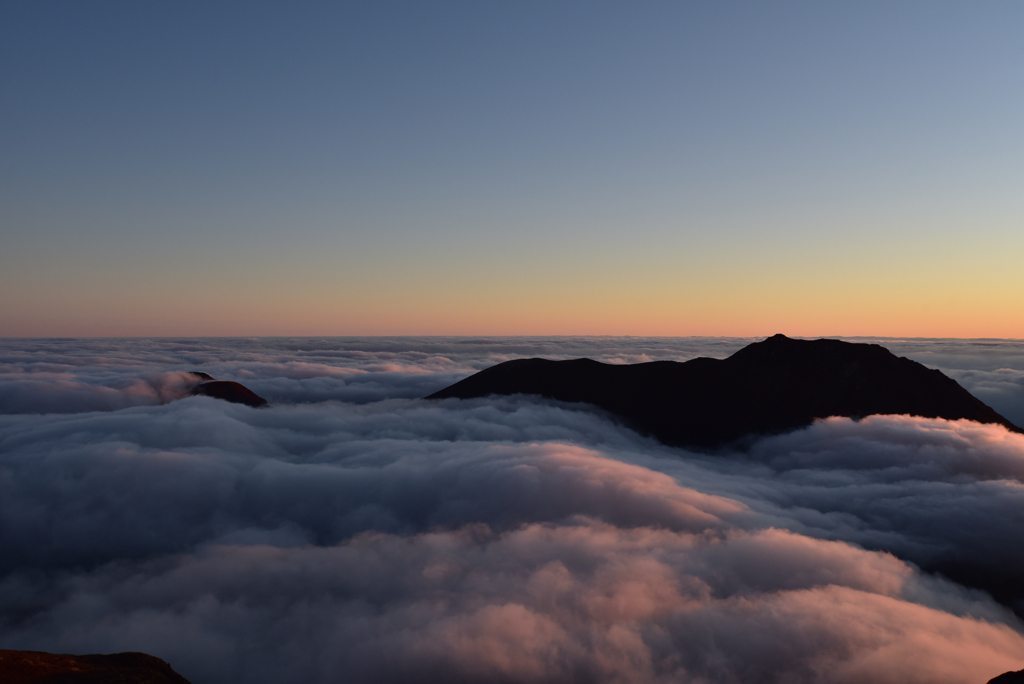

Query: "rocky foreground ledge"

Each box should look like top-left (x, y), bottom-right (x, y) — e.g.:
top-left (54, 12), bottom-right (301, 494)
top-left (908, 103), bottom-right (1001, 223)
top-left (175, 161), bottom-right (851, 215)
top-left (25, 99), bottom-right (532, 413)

top-left (1, 647), bottom-right (1017, 683)
top-left (0, 650), bottom-right (192, 683)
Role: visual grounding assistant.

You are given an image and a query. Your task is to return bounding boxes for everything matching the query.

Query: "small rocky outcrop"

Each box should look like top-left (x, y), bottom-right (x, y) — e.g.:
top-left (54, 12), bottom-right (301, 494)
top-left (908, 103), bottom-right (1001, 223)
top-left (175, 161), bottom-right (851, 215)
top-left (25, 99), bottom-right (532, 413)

top-left (0, 649), bottom-right (192, 683)
top-left (186, 372), bottom-right (267, 408)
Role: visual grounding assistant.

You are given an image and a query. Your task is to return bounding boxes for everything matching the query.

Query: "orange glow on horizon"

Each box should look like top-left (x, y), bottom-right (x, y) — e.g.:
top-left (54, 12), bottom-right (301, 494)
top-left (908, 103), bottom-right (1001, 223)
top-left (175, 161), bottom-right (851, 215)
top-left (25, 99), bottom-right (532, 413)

top-left (3, 225), bottom-right (1021, 339)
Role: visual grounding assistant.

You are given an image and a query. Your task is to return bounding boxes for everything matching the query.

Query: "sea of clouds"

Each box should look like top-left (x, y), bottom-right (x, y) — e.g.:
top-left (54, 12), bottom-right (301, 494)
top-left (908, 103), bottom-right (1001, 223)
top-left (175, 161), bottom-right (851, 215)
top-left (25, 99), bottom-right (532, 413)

top-left (2, 336), bottom-right (1024, 684)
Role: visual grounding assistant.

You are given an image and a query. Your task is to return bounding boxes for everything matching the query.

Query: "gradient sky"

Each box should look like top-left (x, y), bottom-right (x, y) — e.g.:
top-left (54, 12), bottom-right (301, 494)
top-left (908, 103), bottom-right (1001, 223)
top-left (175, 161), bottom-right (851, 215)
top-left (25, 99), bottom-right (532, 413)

top-left (2, 1), bottom-right (1022, 337)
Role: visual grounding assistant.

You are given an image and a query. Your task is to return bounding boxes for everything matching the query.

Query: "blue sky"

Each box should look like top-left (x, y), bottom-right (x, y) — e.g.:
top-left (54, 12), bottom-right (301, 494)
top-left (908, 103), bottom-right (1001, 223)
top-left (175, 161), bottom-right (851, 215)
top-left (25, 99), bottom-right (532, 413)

top-left (2, 2), bottom-right (1022, 336)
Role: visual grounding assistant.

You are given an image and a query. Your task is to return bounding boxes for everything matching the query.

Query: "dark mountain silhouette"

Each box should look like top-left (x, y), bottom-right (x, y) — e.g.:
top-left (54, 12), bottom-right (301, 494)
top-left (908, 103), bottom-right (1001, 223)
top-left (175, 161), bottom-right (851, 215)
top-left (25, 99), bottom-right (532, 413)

top-left (989, 670), bottom-right (1024, 684)
top-left (185, 372), bottom-right (267, 408)
top-left (429, 334), bottom-right (1020, 450)
top-left (0, 649), bottom-right (192, 683)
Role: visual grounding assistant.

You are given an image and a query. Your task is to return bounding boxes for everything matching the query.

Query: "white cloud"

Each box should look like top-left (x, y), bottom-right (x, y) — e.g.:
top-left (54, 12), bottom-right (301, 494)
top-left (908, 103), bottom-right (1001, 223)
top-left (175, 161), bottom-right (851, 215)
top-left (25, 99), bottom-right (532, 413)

top-left (1, 337), bottom-right (1024, 683)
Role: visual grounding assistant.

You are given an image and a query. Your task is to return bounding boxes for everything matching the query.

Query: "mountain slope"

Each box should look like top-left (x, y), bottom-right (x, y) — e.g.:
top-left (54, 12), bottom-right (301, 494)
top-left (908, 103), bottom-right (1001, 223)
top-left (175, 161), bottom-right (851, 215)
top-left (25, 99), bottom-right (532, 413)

top-left (428, 334), bottom-right (1020, 449)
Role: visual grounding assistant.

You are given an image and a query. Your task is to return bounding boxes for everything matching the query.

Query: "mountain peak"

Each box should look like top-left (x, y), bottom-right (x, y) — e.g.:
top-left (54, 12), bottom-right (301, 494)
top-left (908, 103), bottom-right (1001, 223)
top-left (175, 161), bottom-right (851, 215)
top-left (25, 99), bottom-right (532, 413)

top-left (183, 373), bottom-right (268, 408)
top-left (428, 336), bottom-right (1020, 450)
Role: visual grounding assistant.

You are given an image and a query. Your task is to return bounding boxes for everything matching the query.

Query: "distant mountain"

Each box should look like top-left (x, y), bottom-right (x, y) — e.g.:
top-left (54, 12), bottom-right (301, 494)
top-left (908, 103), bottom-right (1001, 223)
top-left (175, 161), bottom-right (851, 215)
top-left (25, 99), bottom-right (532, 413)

top-left (186, 372), bottom-right (267, 408)
top-left (0, 649), bottom-right (192, 683)
top-left (429, 334), bottom-right (1021, 450)
top-left (988, 670), bottom-right (1024, 684)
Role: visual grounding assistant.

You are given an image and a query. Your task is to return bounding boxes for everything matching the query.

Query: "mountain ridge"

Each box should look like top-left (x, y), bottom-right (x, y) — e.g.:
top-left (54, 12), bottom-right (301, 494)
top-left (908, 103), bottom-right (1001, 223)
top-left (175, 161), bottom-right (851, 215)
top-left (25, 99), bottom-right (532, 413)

top-left (428, 334), bottom-right (1021, 450)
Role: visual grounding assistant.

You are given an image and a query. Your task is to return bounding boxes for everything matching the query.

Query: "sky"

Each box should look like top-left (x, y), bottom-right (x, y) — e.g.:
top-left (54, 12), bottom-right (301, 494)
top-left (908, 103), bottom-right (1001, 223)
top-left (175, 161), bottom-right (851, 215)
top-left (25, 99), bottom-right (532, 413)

top-left (2, 1), bottom-right (1023, 337)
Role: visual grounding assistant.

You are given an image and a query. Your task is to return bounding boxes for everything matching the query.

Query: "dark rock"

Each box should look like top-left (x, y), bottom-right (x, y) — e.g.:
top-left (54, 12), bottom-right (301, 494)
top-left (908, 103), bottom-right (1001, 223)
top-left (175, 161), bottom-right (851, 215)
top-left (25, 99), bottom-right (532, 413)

top-left (988, 670), bottom-right (1024, 683)
top-left (428, 334), bottom-right (1021, 450)
top-left (178, 371), bottom-right (268, 408)
top-left (0, 649), bottom-right (192, 683)
top-left (189, 380), bottom-right (268, 408)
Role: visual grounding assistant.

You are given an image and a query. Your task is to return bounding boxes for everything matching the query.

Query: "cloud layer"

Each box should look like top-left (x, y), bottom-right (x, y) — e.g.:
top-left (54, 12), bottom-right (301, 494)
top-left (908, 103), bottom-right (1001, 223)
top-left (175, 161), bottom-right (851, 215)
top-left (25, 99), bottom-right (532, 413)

top-left (2, 337), bottom-right (1024, 683)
